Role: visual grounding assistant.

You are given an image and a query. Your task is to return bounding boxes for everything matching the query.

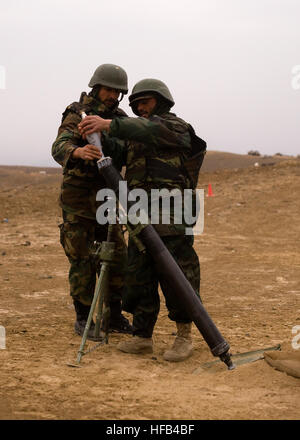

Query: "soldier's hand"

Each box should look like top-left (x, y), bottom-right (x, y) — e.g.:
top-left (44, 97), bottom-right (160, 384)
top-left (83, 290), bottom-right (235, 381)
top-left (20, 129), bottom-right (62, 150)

top-left (72, 145), bottom-right (102, 161)
top-left (78, 115), bottom-right (112, 136)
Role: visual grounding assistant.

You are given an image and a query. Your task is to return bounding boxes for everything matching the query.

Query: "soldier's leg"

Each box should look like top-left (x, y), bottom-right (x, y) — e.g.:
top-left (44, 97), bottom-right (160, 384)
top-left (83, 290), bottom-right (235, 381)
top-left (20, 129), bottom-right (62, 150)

top-left (159, 234), bottom-right (201, 361)
top-left (59, 211), bottom-right (101, 340)
top-left (159, 234), bottom-right (201, 323)
top-left (59, 212), bottom-right (96, 305)
top-left (117, 238), bottom-right (159, 354)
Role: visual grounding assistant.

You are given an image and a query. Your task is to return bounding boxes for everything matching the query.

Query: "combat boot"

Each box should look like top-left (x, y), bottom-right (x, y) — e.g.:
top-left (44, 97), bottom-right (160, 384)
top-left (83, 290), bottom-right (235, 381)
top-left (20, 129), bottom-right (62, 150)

top-left (73, 299), bottom-right (103, 342)
top-left (163, 322), bottom-right (193, 362)
top-left (108, 301), bottom-right (133, 334)
top-left (117, 336), bottom-right (153, 354)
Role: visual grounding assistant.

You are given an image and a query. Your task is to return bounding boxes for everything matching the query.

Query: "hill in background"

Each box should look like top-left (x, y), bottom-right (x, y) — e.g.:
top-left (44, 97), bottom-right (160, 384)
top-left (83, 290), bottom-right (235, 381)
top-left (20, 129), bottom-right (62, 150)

top-left (201, 151), bottom-right (292, 172)
top-left (0, 150), bottom-right (294, 178)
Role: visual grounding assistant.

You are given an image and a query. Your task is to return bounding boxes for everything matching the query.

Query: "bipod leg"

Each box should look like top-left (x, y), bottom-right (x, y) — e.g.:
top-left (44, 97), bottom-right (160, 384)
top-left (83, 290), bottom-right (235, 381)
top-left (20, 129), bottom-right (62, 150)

top-left (101, 301), bottom-right (111, 344)
top-left (94, 263), bottom-right (109, 338)
top-left (95, 224), bottom-right (115, 343)
top-left (75, 260), bottom-right (109, 365)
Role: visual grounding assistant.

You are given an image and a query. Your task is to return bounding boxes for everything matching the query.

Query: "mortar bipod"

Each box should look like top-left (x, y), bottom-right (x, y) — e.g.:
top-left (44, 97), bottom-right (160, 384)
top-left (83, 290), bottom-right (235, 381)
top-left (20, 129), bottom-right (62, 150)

top-left (68, 224), bottom-right (116, 366)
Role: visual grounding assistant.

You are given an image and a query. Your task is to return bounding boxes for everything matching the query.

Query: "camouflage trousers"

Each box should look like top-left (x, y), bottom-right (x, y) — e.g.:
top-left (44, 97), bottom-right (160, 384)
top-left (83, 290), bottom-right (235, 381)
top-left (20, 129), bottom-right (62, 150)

top-left (59, 211), bottom-right (127, 306)
top-left (123, 234), bottom-right (201, 338)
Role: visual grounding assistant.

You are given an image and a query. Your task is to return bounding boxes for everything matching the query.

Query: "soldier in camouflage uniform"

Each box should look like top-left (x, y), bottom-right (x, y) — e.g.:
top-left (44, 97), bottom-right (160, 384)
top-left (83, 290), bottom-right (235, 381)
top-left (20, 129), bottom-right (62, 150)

top-left (79, 79), bottom-right (206, 360)
top-left (52, 64), bottom-right (132, 340)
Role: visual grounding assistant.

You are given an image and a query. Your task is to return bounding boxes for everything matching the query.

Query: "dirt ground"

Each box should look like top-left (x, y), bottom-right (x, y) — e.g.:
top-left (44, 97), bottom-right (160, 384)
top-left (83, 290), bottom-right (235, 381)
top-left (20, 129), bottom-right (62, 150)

top-left (0, 155), bottom-right (299, 420)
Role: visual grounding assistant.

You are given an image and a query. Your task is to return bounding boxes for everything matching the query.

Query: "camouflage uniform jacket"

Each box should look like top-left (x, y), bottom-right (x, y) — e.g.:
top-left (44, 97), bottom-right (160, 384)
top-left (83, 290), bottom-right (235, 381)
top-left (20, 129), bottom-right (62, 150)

top-left (52, 92), bottom-right (127, 219)
top-left (104, 112), bottom-right (206, 234)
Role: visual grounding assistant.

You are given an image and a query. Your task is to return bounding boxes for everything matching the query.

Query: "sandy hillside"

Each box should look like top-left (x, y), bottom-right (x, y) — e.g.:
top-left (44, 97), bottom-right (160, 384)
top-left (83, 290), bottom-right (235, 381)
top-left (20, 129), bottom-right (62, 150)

top-left (0, 155), bottom-right (299, 420)
top-left (201, 151), bottom-right (291, 172)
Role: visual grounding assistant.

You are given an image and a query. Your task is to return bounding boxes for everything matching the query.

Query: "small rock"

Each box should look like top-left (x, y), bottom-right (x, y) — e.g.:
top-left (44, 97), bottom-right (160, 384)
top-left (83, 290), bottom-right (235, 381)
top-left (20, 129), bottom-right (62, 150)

top-left (1, 251), bottom-right (6, 256)
top-left (22, 241), bottom-right (31, 246)
top-left (151, 356), bottom-right (157, 361)
top-left (2, 218), bottom-right (9, 223)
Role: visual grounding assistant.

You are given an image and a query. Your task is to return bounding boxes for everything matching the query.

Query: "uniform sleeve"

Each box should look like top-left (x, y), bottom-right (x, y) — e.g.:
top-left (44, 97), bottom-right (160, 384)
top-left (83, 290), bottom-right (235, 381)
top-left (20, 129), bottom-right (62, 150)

top-left (51, 112), bottom-right (82, 168)
top-left (109, 116), bottom-right (191, 151)
top-left (101, 133), bottom-right (128, 170)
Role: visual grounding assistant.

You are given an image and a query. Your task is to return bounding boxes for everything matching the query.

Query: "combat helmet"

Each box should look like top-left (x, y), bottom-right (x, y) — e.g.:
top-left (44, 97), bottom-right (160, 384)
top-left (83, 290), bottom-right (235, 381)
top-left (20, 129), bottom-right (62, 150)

top-left (129, 79), bottom-right (175, 114)
top-left (88, 64), bottom-right (128, 94)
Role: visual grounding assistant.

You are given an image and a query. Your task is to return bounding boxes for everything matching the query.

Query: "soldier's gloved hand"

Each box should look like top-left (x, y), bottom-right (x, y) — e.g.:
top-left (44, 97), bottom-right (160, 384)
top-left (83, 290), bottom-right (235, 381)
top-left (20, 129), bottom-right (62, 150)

top-left (78, 115), bottom-right (112, 136)
top-left (72, 145), bottom-right (102, 161)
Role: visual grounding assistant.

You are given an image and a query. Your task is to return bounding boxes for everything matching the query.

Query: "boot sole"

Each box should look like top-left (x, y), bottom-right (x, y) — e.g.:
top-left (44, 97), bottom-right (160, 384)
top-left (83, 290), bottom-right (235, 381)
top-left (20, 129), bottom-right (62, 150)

top-left (163, 350), bottom-right (193, 362)
top-left (118, 346), bottom-right (153, 354)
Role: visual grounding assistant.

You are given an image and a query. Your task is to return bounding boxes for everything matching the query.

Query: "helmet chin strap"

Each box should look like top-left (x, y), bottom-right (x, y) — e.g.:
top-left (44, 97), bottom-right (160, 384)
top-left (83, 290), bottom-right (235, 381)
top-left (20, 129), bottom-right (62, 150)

top-left (118, 93), bottom-right (124, 103)
top-left (89, 85), bottom-right (101, 99)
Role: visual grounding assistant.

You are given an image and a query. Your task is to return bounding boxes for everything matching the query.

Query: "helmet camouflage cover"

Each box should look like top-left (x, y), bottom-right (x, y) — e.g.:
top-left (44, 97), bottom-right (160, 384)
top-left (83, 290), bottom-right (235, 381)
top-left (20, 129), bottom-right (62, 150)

top-left (88, 64), bottom-right (128, 94)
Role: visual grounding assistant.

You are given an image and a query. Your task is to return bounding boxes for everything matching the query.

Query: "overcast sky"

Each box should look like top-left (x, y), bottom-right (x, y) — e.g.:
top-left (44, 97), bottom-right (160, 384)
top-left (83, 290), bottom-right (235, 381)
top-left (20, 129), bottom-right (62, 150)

top-left (0, 0), bottom-right (299, 167)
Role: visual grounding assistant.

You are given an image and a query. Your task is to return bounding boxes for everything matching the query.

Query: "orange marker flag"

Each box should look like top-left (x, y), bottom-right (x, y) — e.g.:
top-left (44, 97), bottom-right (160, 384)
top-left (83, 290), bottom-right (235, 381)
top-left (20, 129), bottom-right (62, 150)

top-left (207, 183), bottom-right (215, 197)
